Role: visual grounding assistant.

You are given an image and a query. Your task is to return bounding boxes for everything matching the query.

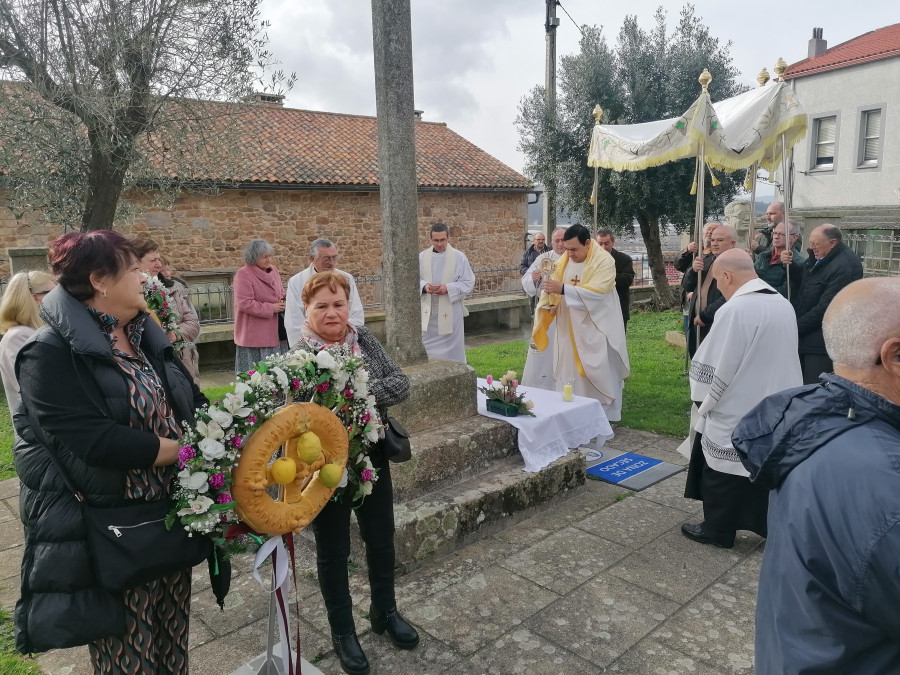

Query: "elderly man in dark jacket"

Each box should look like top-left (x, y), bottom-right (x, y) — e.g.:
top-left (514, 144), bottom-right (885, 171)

top-left (595, 229), bottom-right (636, 330)
top-left (793, 224), bottom-right (863, 383)
top-left (734, 277), bottom-right (900, 675)
top-left (518, 232), bottom-right (549, 275)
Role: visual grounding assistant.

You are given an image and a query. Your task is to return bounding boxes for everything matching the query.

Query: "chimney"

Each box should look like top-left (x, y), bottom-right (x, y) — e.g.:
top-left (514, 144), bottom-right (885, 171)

top-left (414, 109), bottom-right (424, 120)
top-left (248, 92), bottom-right (285, 106)
top-left (808, 27), bottom-right (827, 58)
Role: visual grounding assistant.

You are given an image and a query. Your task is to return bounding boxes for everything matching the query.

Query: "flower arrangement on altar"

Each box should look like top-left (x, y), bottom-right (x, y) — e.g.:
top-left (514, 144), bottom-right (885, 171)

top-left (168, 346), bottom-right (382, 553)
top-left (479, 370), bottom-right (535, 417)
top-left (142, 273), bottom-right (181, 343)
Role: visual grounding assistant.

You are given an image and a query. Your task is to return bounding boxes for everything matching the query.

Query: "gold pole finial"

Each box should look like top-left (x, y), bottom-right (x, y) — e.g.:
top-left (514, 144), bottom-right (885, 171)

top-left (773, 57), bottom-right (787, 80)
top-left (698, 68), bottom-right (712, 93)
top-left (592, 105), bottom-right (604, 123)
top-left (756, 67), bottom-right (770, 86)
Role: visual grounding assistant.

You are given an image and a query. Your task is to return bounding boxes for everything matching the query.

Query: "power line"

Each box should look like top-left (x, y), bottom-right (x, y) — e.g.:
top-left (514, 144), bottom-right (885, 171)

top-left (556, 1), bottom-right (586, 38)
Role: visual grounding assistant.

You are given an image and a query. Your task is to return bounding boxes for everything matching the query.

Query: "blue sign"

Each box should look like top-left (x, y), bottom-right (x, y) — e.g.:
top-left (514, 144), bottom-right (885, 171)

top-left (586, 452), bottom-right (663, 484)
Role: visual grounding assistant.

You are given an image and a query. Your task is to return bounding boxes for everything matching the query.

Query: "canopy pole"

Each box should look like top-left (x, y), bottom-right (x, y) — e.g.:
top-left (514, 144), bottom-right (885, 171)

top-left (693, 144), bottom-right (707, 357)
top-left (747, 162), bottom-right (758, 251)
top-left (781, 132), bottom-right (791, 302)
top-left (590, 105), bottom-right (604, 237)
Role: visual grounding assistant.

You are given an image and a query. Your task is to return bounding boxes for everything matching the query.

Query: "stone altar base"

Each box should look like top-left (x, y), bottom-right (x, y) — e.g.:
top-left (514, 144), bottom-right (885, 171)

top-left (299, 358), bottom-right (586, 573)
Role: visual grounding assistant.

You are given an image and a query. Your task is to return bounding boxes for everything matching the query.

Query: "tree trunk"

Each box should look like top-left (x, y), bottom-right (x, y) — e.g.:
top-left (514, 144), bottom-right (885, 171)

top-left (636, 210), bottom-right (677, 308)
top-left (81, 134), bottom-right (131, 231)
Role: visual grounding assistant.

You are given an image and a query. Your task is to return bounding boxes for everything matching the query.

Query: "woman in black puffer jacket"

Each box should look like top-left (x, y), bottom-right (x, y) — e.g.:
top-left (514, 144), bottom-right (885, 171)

top-left (13, 231), bottom-right (206, 673)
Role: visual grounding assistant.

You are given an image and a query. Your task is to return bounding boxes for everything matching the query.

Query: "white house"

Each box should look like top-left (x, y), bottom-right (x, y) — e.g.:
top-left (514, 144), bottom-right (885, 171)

top-left (784, 24), bottom-right (900, 244)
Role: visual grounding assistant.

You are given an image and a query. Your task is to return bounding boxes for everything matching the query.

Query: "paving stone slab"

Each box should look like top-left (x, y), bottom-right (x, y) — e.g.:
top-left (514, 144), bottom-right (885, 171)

top-left (460, 626), bottom-right (598, 675)
top-left (652, 583), bottom-right (757, 673)
top-left (606, 637), bottom-right (724, 674)
top-left (718, 544), bottom-right (766, 596)
top-left (606, 529), bottom-right (748, 604)
top-left (499, 526), bottom-right (629, 595)
top-left (35, 645), bottom-right (92, 675)
top-left (0, 577), bottom-right (20, 611)
top-left (403, 566), bottom-right (559, 656)
top-left (3, 496), bottom-right (20, 518)
top-left (0, 498), bottom-right (15, 523)
top-left (191, 570), bottom-right (272, 638)
top-left (0, 543), bottom-right (23, 581)
top-left (634, 473), bottom-right (704, 514)
top-left (0, 477), bottom-right (20, 501)
top-left (317, 628), bottom-right (461, 675)
top-left (0, 516), bottom-right (24, 551)
top-left (528, 573), bottom-right (680, 669)
top-left (574, 494), bottom-right (690, 550)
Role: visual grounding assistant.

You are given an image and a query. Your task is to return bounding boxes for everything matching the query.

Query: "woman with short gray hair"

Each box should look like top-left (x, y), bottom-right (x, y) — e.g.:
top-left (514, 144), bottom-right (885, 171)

top-left (233, 238), bottom-right (287, 372)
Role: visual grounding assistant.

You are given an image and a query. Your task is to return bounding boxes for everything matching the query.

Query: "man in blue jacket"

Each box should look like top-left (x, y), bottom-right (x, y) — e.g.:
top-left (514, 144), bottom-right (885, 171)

top-left (734, 277), bottom-right (900, 674)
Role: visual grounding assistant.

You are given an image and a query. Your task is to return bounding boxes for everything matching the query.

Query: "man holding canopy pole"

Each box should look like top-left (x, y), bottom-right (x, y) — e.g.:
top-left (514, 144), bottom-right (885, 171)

top-left (522, 227), bottom-right (566, 389)
top-left (533, 224), bottom-right (630, 421)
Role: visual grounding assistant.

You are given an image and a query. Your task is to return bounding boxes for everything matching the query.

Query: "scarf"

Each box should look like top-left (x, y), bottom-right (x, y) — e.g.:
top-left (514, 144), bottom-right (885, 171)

top-left (420, 244), bottom-right (458, 334)
top-left (299, 321), bottom-right (362, 357)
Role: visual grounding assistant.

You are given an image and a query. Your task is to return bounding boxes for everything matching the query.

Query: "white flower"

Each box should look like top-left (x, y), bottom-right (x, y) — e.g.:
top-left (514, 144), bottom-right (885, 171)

top-left (283, 350), bottom-right (313, 367)
top-left (179, 469), bottom-right (210, 492)
top-left (315, 350), bottom-right (337, 370)
top-left (196, 419), bottom-right (225, 441)
top-left (271, 366), bottom-right (289, 390)
top-left (233, 382), bottom-right (252, 397)
top-left (354, 382), bottom-right (368, 399)
top-left (360, 481), bottom-right (373, 496)
top-left (362, 455), bottom-right (374, 471)
top-left (352, 369), bottom-right (369, 385)
top-left (199, 437), bottom-right (226, 460)
top-left (338, 469), bottom-right (349, 488)
top-left (365, 428), bottom-right (380, 443)
top-left (206, 407), bottom-right (233, 429)
top-left (249, 370), bottom-right (269, 387)
top-left (177, 495), bottom-right (215, 517)
top-left (332, 370), bottom-right (350, 392)
top-left (221, 393), bottom-right (252, 417)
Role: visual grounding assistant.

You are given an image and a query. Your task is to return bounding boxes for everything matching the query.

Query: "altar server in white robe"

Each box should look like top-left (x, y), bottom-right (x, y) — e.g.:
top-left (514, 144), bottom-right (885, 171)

top-left (419, 223), bottom-right (475, 363)
top-left (682, 249), bottom-right (802, 549)
top-left (522, 227), bottom-right (566, 389)
top-left (534, 224), bottom-right (630, 421)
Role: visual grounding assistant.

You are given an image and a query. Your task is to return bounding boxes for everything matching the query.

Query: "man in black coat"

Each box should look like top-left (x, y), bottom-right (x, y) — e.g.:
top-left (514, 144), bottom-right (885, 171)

top-left (519, 232), bottom-right (549, 275)
top-left (595, 229), bottom-right (636, 330)
top-left (791, 224), bottom-right (863, 383)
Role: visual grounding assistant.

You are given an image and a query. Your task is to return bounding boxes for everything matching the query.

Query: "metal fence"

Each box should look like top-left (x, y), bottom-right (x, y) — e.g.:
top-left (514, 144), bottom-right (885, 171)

top-left (844, 229), bottom-right (900, 277)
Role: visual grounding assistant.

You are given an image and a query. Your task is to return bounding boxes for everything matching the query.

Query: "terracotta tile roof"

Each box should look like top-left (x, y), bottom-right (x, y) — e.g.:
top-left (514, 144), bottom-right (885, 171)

top-left (784, 23), bottom-right (900, 79)
top-left (165, 102), bottom-right (532, 190)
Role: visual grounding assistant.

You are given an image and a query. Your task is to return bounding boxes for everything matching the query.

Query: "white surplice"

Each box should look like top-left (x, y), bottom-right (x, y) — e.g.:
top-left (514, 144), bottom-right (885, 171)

top-left (689, 278), bottom-right (802, 476)
top-left (522, 250), bottom-right (561, 389)
top-left (284, 265), bottom-right (365, 348)
top-left (419, 245), bottom-right (475, 363)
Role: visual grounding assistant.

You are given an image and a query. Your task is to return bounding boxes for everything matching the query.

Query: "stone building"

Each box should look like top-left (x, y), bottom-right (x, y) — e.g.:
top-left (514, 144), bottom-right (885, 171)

top-left (0, 101), bottom-right (534, 284)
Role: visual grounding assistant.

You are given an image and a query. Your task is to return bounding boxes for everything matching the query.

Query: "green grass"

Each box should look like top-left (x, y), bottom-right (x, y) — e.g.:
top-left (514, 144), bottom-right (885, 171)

top-left (0, 609), bottom-right (40, 675)
top-left (469, 311), bottom-right (689, 437)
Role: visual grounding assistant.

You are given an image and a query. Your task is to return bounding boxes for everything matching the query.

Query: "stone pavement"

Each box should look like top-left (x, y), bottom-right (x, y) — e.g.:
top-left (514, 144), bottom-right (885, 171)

top-left (0, 427), bottom-right (764, 675)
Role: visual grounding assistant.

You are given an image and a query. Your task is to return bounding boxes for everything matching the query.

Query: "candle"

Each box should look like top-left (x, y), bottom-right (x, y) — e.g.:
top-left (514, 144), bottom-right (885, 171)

top-left (562, 384), bottom-right (574, 402)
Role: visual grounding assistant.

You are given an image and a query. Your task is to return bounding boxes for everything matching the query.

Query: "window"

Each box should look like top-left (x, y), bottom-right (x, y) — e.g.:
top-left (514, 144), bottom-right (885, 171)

top-left (859, 108), bottom-right (882, 166)
top-left (813, 116), bottom-right (836, 168)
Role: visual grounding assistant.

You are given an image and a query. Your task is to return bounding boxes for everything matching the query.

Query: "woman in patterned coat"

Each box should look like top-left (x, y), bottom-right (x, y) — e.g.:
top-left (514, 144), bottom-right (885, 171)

top-left (13, 230), bottom-right (206, 673)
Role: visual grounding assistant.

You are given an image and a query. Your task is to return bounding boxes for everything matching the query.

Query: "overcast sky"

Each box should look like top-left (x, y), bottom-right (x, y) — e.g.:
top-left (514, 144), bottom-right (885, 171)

top-left (260, 1), bottom-right (898, 177)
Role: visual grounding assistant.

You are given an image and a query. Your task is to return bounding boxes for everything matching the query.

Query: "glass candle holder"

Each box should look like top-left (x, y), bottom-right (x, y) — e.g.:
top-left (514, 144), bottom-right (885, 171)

top-left (562, 378), bottom-right (575, 402)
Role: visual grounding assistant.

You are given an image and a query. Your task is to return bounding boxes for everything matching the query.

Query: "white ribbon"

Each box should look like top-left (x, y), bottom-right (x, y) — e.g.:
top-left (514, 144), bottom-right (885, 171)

top-left (253, 535), bottom-right (296, 675)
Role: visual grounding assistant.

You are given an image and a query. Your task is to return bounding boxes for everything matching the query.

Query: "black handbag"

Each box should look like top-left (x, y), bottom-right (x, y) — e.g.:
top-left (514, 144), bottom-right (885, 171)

top-left (81, 497), bottom-right (211, 590)
top-left (381, 416), bottom-right (412, 463)
top-left (35, 424), bottom-right (211, 590)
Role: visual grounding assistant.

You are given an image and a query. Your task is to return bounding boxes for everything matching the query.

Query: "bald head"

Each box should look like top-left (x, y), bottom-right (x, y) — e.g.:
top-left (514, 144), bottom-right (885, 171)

top-left (765, 201), bottom-right (785, 226)
top-left (824, 278), bottom-right (900, 372)
top-left (550, 227), bottom-right (567, 254)
top-left (712, 249), bottom-right (758, 299)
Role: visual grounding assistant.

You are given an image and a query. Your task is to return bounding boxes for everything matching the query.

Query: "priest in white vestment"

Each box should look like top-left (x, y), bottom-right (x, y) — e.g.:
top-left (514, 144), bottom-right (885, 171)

top-left (419, 223), bottom-right (475, 363)
top-left (533, 225), bottom-right (630, 421)
top-left (522, 227), bottom-right (566, 389)
top-left (285, 238), bottom-right (364, 347)
top-left (682, 249), bottom-right (802, 549)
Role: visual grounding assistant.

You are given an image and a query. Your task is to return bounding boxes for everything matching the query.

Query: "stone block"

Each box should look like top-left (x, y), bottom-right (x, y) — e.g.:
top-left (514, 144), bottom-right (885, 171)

top-left (666, 330), bottom-right (686, 348)
top-left (389, 359), bottom-right (477, 434)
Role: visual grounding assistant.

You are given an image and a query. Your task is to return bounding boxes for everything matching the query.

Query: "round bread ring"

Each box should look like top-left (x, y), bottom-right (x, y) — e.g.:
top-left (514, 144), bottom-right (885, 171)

top-left (232, 402), bottom-right (349, 536)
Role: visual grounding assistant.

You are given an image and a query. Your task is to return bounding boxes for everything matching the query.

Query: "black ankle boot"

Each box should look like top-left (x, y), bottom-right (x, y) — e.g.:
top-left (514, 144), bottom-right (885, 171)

top-left (370, 605), bottom-right (420, 649)
top-left (331, 632), bottom-right (370, 675)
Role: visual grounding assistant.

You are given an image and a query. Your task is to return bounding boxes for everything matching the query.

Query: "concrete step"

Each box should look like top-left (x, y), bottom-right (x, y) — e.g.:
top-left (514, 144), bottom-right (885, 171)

top-left (390, 452), bottom-right (585, 573)
top-left (391, 415), bottom-right (519, 501)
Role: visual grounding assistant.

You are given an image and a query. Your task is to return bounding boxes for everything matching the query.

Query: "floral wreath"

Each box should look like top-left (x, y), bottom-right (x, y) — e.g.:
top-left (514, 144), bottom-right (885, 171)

top-left (168, 346), bottom-right (381, 554)
top-left (142, 273), bottom-right (182, 345)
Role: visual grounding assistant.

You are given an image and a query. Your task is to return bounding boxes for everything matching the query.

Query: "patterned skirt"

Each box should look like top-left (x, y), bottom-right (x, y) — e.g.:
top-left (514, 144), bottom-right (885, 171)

top-left (235, 342), bottom-right (289, 373)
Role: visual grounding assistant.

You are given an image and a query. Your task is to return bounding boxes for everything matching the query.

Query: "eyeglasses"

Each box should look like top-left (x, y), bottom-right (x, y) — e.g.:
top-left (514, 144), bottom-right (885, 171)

top-left (317, 255), bottom-right (339, 263)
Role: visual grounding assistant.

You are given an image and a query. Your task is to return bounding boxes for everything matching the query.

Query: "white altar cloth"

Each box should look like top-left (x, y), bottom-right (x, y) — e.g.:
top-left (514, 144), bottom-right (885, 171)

top-left (476, 379), bottom-right (614, 473)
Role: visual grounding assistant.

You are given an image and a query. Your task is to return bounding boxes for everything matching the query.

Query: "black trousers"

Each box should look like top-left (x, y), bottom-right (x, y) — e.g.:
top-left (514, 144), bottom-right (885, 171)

top-left (311, 452), bottom-right (396, 635)
top-left (800, 353), bottom-right (833, 385)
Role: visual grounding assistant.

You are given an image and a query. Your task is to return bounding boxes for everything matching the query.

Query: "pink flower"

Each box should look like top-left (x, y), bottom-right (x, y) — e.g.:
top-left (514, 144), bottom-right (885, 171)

top-left (361, 410), bottom-right (371, 424)
top-left (216, 493), bottom-right (232, 504)
top-left (231, 436), bottom-right (243, 448)
top-left (248, 370), bottom-right (256, 376)
top-left (486, 375), bottom-right (493, 385)
top-left (162, 301), bottom-right (169, 309)
top-left (177, 445), bottom-right (196, 468)
top-left (343, 387), bottom-right (354, 398)
top-left (315, 381), bottom-right (330, 393)
top-left (248, 415), bottom-right (257, 424)
top-left (208, 473), bottom-right (225, 490)
top-left (361, 469), bottom-right (373, 482)
top-left (291, 378), bottom-right (300, 391)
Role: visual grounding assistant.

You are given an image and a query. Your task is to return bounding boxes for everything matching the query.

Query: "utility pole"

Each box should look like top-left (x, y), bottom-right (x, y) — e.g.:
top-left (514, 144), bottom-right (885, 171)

top-left (542, 0), bottom-right (558, 238)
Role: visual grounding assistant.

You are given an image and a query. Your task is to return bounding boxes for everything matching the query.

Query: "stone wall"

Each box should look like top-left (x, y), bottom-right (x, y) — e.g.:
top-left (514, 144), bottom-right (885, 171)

top-left (0, 188), bottom-right (529, 280)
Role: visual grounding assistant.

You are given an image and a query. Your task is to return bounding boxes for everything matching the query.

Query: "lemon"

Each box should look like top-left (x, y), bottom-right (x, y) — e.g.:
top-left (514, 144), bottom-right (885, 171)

top-left (319, 463), bottom-right (343, 488)
top-left (270, 457), bottom-right (297, 485)
top-left (297, 431), bottom-right (323, 465)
